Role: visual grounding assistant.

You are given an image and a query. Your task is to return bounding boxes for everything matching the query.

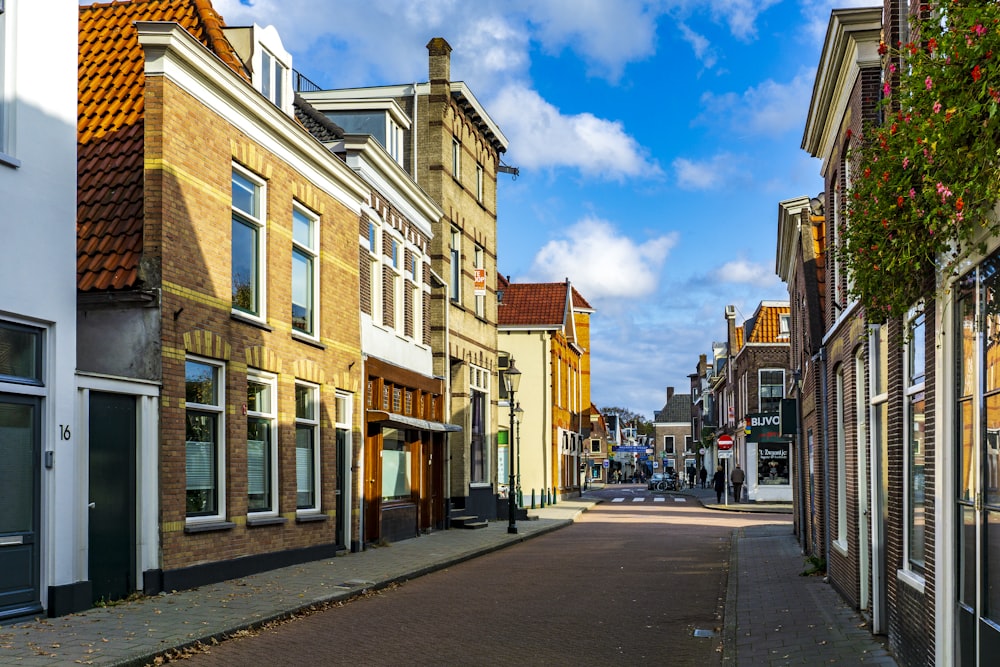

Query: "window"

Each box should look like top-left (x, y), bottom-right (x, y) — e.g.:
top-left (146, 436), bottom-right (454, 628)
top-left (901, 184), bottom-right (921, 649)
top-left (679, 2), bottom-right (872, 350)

top-left (476, 164), bottom-right (484, 202)
top-left (449, 227), bottom-right (461, 303)
top-left (0, 3), bottom-right (10, 161)
top-left (382, 428), bottom-right (411, 501)
top-left (590, 439), bottom-right (601, 454)
top-left (0, 321), bottom-right (42, 385)
top-left (292, 206), bottom-right (318, 335)
top-left (186, 358), bottom-right (225, 519)
top-left (452, 137), bottom-right (461, 179)
top-left (759, 370), bottom-right (784, 413)
top-left (470, 365), bottom-right (490, 484)
top-left (260, 48), bottom-right (287, 108)
top-left (835, 365), bottom-right (846, 549)
top-left (905, 311), bottom-right (926, 573)
top-left (247, 372), bottom-right (277, 514)
top-left (408, 253), bottom-right (422, 341)
top-left (367, 220), bottom-right (381, 320)
top-left (779, 314), bottom-right (790, 337)
top-left (474, 245), bottom-right (485, 317)
top-left (663, 435), bottom-right (675, 454)
top-left (232, 168), bottom-right (266, 318)
top-left (870, 326), bottom-right (890, 556)
top-left (391, 238), bottom-right (403, 331)
top-left (295, 382), bottom-right (320, 511)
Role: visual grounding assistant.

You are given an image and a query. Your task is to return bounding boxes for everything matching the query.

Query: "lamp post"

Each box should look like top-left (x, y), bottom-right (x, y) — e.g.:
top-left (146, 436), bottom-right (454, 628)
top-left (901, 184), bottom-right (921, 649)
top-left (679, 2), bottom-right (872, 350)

top-left (505, 358), bottom-right (522, 534)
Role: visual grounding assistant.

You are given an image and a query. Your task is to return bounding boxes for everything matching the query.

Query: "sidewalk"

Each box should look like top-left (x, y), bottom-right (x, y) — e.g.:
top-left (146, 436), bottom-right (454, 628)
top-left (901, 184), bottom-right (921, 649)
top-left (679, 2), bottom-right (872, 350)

top-left (0, 493), bottom-right (895, 666)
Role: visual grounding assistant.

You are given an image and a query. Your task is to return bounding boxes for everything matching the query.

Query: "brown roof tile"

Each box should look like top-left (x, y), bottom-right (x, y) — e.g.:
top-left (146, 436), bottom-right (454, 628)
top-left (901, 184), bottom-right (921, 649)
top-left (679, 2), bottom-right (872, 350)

top-left (78, 0), bottom-right (247, 292)
top-left (498, 282), bottom-right (569, 327)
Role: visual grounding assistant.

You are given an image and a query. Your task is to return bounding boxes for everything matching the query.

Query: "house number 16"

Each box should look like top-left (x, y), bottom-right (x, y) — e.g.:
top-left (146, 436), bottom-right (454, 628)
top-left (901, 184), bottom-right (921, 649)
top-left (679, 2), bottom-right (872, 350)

top-left (59, 425), bottom-right (71, 440)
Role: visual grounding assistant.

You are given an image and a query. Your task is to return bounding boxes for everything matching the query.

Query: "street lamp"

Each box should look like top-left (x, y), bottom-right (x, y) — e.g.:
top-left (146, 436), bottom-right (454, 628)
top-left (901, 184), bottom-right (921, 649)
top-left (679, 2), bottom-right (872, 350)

top-left (504, 358), bottom-right (522, 534)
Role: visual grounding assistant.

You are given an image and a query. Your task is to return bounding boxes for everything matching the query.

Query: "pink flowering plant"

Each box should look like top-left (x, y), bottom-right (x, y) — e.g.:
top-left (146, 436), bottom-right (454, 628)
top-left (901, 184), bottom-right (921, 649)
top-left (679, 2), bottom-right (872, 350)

top-left (843, 0), bottom-right (1000, 320)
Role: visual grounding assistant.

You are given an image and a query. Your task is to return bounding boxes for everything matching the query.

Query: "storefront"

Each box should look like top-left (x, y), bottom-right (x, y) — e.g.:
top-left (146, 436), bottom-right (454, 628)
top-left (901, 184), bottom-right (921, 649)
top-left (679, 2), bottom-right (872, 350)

top-left (745, 412), bottom-right (793, 502)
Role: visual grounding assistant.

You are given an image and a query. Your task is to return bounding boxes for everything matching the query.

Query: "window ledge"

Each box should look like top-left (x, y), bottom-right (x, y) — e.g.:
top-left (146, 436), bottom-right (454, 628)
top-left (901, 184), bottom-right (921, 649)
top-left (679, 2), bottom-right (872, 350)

top-left (184, 520), bottom-right (236, 534)
top-left (231, 311), bottom-right (273, 331)
top-left (295, 512), bottom-right (328, 524)
top-left (291, 332), bottom-right (325, 349)
top-left (247, 515), bottom-right (287, 527)
top-left (896, 567), bottom-right (926, 594)
top-left (0, 152), bottom-right (21, 169)
top-left (831, 538), bottom-right (848, 557)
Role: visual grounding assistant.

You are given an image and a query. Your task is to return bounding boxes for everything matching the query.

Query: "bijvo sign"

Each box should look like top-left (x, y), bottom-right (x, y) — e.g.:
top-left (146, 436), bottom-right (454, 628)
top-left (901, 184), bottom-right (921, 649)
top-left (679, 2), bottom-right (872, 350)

top-left (745, 412), bottom-right (789, 443)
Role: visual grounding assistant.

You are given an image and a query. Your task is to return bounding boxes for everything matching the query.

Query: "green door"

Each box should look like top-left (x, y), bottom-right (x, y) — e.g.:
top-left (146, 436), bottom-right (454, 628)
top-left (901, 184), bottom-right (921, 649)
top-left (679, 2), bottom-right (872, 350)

top-left (0, 395), bottom-right (42, 620)
top-left (88, 392), bottom-right (136, 604)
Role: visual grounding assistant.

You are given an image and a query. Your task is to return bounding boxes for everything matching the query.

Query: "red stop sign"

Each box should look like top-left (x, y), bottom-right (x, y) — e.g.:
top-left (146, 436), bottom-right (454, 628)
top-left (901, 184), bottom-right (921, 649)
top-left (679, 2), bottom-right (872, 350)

top-left (718, 435), bottom-right (734, 450)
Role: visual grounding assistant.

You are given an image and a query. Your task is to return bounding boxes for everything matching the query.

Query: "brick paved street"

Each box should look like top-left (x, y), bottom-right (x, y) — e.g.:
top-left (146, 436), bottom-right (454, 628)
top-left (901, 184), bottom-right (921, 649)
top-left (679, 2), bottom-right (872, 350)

top-left (0, 487), bottom-right (897, 666)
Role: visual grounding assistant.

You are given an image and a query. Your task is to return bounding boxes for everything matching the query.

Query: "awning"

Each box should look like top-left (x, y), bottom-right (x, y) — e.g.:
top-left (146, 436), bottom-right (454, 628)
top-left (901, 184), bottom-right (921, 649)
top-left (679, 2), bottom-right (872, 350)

top-left (366, 410), bottom-right (462, 433)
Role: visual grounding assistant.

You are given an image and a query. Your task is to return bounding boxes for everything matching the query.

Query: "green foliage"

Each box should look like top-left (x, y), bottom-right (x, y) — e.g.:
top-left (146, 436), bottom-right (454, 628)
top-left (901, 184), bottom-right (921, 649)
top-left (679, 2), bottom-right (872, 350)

top-left (599, 406), bottom-right (653, 434)
top-left (843, 0), bottom-right (1000, 321)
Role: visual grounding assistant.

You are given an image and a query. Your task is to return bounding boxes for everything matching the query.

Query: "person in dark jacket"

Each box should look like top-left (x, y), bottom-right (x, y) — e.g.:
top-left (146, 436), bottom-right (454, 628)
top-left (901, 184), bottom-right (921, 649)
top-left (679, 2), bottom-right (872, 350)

top-left (731, 464), bottom-right (746, 503)
top-left (712, 466), bottom-right (725, 503)
top-left (699, 466), bottom-right (708, 489)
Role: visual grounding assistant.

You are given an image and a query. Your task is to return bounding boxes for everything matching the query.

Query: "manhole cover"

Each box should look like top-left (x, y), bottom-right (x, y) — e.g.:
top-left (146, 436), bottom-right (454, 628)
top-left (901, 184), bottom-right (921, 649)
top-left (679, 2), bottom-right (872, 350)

top-left (693, 628), bottom-right (717, 638)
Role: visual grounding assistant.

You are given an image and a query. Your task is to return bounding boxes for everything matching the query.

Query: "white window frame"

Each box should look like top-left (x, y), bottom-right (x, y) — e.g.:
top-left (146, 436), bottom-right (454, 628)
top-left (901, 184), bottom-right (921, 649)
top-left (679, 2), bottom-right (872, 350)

top-left (469, 364), bottom-right (491, 486)
top-left (450, 227), bottom-right (461, 304)
top-left (476, 163), bottom-right (484, 202)
top-left (391, 237), bottom-right (404, 332)
top-left (0, 1), bottom-right (13, 165)
top-left (663, 435), bottom-right (675, 454)
top-left (231, 165), bottom-right (267, 321)
top-left (408, 253), bottom-right (422, 342)
top-left (185, 356), bottom-right (226, 524)
top-left (903, 309), bottom-right (926, 579)
top-left (295, 381), bottom-right (321, 514)
top-left (474, 244), bottom-right (485, 317)
top-left (834, 365), bottom-right (847, 553)
top-left (247, 370), bottom-right (278, 517)
top-left (260, 47), bottom-right (288, 109)
top-left (367, 219), bottom-right (381, 321)
top-left (452, 137), bottom-right (461, 179)
top-left (291, 204), bottom-right (319, 338)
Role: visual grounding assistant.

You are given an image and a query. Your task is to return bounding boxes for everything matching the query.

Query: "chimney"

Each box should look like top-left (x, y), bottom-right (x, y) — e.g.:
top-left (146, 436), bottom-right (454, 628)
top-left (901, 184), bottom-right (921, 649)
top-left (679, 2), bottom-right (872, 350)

top-left (725, 305), bottom-right (737, 352)
top-left (427, 37), bottom-right (452, 83)
top-left (667, 387), bottom-right (674, 402)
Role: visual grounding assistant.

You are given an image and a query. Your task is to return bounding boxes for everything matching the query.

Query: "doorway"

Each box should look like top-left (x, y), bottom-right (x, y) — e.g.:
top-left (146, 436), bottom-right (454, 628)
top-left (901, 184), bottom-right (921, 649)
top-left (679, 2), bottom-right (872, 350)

top-left (88, 392), bottom-right (136, 604)
top-left (0, 394), bottom-right (42, 620)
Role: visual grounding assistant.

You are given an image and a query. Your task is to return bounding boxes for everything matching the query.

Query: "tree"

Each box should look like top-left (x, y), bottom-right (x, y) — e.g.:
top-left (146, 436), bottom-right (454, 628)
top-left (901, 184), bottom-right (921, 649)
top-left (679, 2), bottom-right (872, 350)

top-left (844, 1), bottom-right (1000, 320)
top-left (599, 406), bottom-right (653, 435)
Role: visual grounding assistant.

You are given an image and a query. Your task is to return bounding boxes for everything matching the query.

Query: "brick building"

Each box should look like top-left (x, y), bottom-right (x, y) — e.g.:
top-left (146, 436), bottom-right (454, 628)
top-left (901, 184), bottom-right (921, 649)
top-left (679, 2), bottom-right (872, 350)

top-left (301, 39), bottom-right (509, 522)
top-left (652, 387), bottom-right (693, 479)
top-left (76, 1), bottom-right (366, 603)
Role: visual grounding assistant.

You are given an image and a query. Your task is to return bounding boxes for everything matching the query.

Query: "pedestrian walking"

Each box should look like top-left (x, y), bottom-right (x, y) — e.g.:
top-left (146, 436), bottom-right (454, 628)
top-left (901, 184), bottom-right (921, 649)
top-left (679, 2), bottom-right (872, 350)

top-left (687, 465), bottom-right (696, 489)
top-left (712, 466), bottom-right (725, 503)
top-left (699, 465), bottom-right (708, 489)
top-left (731, 464), bottom-right (746, 503)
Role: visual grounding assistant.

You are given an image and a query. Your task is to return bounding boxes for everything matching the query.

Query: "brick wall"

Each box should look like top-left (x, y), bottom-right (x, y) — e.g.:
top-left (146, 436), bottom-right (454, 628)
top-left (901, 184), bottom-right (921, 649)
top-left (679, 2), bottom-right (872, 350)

top-left (151, 75), bottom-right (362, 573)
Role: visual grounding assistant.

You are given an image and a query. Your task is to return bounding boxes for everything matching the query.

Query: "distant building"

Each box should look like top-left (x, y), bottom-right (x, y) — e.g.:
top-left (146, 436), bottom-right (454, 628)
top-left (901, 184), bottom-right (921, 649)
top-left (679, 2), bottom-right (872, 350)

top-left (652, 388), bottom-right (693, 476)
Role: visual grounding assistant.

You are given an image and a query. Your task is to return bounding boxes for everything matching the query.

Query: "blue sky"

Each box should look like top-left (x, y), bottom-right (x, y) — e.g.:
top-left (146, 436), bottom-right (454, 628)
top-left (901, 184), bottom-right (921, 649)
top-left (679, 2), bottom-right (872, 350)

top-left (205, 0), bottom-right (877, 418)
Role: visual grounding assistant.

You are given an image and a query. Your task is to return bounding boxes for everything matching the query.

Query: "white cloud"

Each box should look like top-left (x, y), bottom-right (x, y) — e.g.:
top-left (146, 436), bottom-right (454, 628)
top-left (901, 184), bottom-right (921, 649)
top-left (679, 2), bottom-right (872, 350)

top-left (490, 84), bottom-right (662, 180)
top-left (678, 23), bottom-right (717, 70)
top-left (714, 258), bottom-right (780, 288)
top-left (672, 153), bottom-right (747, 190)
top-left (697, 69), bottom-right (817, 138)
top-left (521, 217), bottom-right (676, 301)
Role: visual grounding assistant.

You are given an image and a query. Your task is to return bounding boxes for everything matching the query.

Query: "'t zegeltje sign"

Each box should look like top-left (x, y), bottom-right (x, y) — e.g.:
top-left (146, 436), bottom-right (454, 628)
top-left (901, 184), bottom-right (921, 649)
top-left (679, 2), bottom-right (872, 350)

top-left (744, 412), bottom-right (790, 443)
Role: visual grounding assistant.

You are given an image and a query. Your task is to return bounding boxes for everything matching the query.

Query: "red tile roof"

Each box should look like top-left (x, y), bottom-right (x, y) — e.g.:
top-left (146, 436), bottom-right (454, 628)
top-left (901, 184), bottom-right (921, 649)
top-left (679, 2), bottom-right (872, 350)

top-left (498, 282), bottom-right (569, 327)
top-left (78, 0), bottom-right (246, 291)
top-left (746, 303), bottom-right (791, 344)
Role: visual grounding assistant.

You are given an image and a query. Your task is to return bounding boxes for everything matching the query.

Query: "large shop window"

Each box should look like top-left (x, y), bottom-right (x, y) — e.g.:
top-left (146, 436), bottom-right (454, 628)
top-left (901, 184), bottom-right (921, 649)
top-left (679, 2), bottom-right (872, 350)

top-left (232, 167), bottom-right (266, 318)
top-left (295, 382), bottom-right (320, 510)
top-left (905, 310), bottom-right (926, 573)
top-left (381, 428), bottom-right (411, 502)
top-left (247, 373), bottom-right (277, 514)
top-left (470, 365), bottom-right (489, 484)
top-left (185, 358), bottom-right (225, 519)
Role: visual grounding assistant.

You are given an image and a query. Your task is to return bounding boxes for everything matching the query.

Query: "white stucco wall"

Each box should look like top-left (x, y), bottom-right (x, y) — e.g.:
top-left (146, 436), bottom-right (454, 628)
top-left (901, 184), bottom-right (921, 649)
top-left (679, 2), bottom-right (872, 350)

top-left (0, 0), bottom-right (81, 606)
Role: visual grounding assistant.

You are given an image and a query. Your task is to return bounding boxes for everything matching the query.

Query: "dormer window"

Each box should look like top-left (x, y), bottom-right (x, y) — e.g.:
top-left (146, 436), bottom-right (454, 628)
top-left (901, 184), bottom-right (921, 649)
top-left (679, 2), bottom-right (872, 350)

top-left (261, 49), bottom-right (287, 108)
